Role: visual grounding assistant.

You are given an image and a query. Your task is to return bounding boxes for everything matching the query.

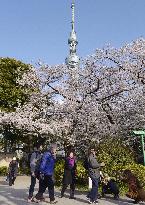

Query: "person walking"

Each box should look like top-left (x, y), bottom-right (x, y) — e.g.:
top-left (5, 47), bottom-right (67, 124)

top-left (87, 147), bottom-right (105, 204)
top-left (8, 157), bottom-right (19, 186)
top-left (61, 151), bottom-right (77, 199)
top-left (27, 144), bottom-right (43, 202)
top-left (33, 144), bottom-right (57, 204)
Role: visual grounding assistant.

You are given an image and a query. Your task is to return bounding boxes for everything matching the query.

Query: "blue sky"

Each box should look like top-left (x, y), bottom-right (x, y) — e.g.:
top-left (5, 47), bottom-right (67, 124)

top-left (0, 0), bottom-right (145, 65)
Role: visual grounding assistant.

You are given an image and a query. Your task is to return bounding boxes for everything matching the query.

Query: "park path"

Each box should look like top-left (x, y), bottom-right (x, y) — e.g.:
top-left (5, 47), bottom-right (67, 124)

top-left (0, 176), bottom-right (144, 205)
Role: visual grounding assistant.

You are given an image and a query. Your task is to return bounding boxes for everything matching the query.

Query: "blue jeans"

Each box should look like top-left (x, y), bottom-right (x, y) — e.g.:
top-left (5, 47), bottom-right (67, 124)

top-left (88, 177), bottom-right (99, 202)
top-left (28, 175), bottom-right (37, 198)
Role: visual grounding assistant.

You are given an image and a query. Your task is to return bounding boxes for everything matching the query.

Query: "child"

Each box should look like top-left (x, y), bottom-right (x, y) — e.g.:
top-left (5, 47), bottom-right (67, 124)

top-left (100, 172), bottom-right (119, 199)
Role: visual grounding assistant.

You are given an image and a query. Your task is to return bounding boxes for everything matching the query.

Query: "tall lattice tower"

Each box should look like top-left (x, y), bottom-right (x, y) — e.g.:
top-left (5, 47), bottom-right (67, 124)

top-left (66, 0), bottom-right (80, 69)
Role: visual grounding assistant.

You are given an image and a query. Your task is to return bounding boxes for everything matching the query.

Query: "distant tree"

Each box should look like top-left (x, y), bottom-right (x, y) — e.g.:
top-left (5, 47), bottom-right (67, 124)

top-left (0, 58), bottom-right (31, 111)
top-left (0, 58), bottom-right (40, 151)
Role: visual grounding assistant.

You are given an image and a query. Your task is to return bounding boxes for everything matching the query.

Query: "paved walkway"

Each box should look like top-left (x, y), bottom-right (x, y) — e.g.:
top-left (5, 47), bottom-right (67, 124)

top-left (0, 176), bottom-right (144, 205)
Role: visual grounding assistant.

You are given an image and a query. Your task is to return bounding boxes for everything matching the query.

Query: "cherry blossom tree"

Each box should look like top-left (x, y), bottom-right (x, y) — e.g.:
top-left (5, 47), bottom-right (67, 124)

top-left (0, 38), bottom-right (144, 149)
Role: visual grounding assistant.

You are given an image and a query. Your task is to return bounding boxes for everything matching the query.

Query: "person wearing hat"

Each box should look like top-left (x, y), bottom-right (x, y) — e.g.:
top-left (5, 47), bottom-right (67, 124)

top-left (8, 157), bottom-right (19, 186)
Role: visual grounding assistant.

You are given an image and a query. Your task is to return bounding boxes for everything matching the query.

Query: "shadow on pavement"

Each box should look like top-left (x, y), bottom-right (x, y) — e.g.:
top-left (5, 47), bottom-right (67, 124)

top-left (0, 181), bottom-right (33, 205)
top-left (100, 195), bottom-right (145, 205)
top-left (0, 187), bottom-right (27, 205)
top-left (56, 189), bottom-right (145, 205)
top-left (55, 191), bottom-right (89, 204)
top-left (102, 196), bottom-right (134, 205)
top-left (0, 181), bottom-right (9, 186)
top-left (0, 178), bottom-right (145, 205)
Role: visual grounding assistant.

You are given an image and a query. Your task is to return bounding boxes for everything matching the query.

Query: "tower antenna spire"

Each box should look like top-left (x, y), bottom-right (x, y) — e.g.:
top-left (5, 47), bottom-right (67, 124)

top-left (71, 0), bottom-right (75, 31)
top-left (66, 0), bottom-right (80, 69)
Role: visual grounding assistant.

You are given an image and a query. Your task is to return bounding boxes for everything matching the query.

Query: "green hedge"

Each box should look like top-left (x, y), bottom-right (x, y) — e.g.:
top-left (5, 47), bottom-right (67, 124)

top-left (55, 138), bottom-right (145, 194)
top-left (96, 138), bottom-right (134, 188)
top-left (18, 166), bottom-right (31, 175)
top-left (0, 166), bottom-right (8, 176)
top-left (55, 159), bottom-right (65, 185)
top-left (18, 158), bottom-right (31, 175)
top-left (95, 138), bottom-right (145, 194)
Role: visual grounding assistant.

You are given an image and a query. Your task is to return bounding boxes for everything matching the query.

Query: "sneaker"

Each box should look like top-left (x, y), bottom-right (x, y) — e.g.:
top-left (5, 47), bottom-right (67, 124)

top-left (133, 201), bottom-right (140, 204)
top-left (114, 195), bottom-right (119, 200)
top-left (88, 199), bottom-right (93, 204)
top-left (69, 196), bottom-right (76, 199)
top-left (27, 198), bottom-right (32, 203)
top-left (40, 197), bottom-right (46, 202)
top-left (50, 200), bottom-right (58, 204)
top-left (31, 197), bottom-right (40, 203)
top-left (93, 201), bottom-right (99, 204)
top-left (86, 196), bottom-right (91, 202)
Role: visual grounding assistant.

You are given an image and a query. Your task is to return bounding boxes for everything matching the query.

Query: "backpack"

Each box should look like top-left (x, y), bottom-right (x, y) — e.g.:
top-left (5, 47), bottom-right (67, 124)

top-left (83, 157), bottom-right (89, 170)
top-left (34, 152), bottom-right (43, 179)
top-left (28, 153), bottom-right (32, 168)
top-left (35, 154), bottom-right (42, 172)
top-left (29, 151), bottom-right (42, 171)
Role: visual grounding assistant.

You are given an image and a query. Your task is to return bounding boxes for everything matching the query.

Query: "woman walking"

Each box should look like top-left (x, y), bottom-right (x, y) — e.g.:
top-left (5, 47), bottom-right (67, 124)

top-left (61, 151), bottom-right (77, 199)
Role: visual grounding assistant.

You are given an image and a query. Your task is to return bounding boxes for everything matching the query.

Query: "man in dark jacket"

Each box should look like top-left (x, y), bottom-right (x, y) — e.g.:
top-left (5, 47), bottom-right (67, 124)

top-left (87, 147), bottom-right (105, 204)
top-left (33, 144), bottom-right (57, 204)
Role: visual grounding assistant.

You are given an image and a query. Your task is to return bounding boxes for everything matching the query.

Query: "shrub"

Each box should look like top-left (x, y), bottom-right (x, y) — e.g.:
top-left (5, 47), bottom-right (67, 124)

top-left (76, 160), bottom-right (88, 185)
top-left (18, 166), bottom-right (30, 175)
top-left (54, 159), bottom-right (65, 186)
top-left (95, 138), bottom-right (145, 194)
top-left (0, 166), bottom-right (8, 176)
top-left (96, 138), bottom-right (135, 174)
top-left (18, 158), bottom-right (30, 175)
top-left (124, 163), bottom-right (145, 187)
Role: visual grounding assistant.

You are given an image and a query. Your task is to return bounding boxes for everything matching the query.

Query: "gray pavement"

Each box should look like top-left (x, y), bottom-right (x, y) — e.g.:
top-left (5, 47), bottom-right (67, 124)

top-left (0, 176), bottom-right (144, 205)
